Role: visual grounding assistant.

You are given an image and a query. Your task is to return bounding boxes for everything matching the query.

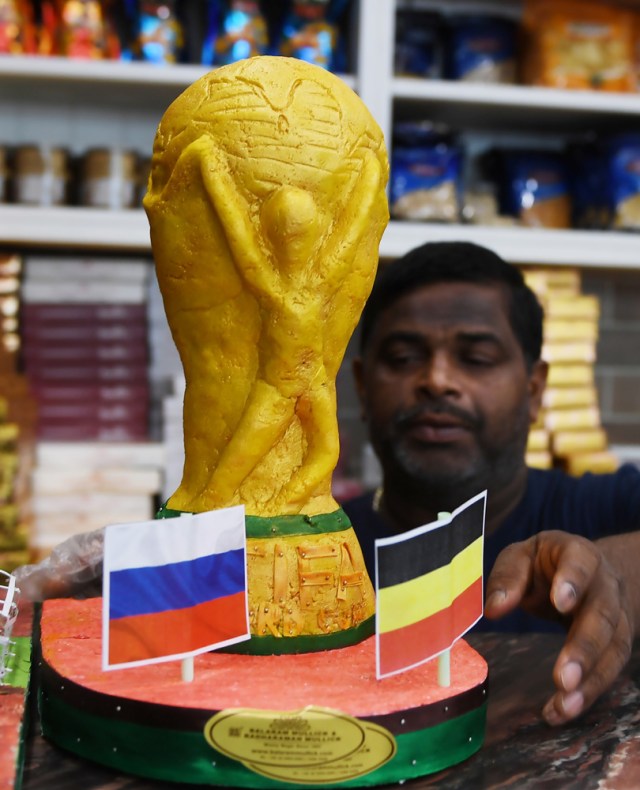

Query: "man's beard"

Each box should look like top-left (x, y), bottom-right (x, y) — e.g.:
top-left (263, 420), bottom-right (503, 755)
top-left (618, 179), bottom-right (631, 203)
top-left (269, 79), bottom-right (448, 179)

top-left (377, 401), bottom-right (531, 503)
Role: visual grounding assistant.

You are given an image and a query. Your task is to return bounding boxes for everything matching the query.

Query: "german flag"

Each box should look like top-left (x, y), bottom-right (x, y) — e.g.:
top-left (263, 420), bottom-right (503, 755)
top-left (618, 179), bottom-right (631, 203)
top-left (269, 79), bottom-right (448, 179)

top-left (375, 492), bottom-right (485, 678)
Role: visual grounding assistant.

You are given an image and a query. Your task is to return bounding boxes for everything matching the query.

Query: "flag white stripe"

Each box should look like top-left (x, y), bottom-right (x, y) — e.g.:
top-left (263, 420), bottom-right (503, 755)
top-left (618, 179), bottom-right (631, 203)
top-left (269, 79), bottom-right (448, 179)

top-left (104, 506), bottom-right (245, 571)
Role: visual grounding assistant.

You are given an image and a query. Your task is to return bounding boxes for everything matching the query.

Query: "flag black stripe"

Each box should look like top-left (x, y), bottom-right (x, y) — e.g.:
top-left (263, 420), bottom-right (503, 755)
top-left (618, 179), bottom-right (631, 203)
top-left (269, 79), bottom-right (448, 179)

top-left (377, 497), bottom-right (484, 589)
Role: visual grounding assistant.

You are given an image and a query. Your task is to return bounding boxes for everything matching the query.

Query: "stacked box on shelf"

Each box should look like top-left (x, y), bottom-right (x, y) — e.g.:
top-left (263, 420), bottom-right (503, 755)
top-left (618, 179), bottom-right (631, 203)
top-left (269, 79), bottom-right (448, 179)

top-left (523, 268), bottom-right (617, 475)
top-left (20, 256), bottom-right (151, 442)
top-left (31, 441), bottom-right (165, 558)
top-left (0, 254), bottom-right (21, 355)
top-left (161, 374), bottom-right (185, 504)
top-left (0, 346), bottom-right (37, 571)
top-left (147, 274), bottom-right (182, 441)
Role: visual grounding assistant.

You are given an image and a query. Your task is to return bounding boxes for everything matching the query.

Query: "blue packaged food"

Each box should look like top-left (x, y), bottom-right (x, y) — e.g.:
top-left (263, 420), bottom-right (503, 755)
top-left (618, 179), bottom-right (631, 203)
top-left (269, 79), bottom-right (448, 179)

top-left (215, 0), bottom-right (268, 65)
top-left (279, 0), bottom-right (337, 70)
top-left (394, 8), bottom-right (443, 78)
top-left (495, 150), bottom-right (571, 228)
top-left (605, 134), bottom-right (640, 231)
top-left (444, 14), bottom-right (517, 83)
top-left (390, 123), bottom-right (462, 222)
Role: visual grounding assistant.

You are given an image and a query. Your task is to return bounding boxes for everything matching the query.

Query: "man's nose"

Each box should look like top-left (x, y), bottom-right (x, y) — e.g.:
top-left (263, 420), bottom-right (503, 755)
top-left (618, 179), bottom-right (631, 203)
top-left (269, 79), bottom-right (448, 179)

top-left (415, 353), bottom-right (460, 397)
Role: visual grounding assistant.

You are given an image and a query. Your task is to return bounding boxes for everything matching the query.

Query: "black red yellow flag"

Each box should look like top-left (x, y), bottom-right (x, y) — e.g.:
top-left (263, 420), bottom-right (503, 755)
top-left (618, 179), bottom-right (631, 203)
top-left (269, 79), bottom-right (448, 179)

top-left (375, 491), bottom-right (486, 678)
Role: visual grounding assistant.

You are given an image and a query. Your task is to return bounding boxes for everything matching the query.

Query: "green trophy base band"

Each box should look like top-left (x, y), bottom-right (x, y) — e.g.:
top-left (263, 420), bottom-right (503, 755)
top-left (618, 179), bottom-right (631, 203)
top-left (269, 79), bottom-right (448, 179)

top-left (156, 506), bottom-right (375, 655)
top-left (156, 505), bottom-right (356, 539)
top-left (223, 616), bottom-right (375, 655)
top-left (40, 691), bottom-right (486, 788)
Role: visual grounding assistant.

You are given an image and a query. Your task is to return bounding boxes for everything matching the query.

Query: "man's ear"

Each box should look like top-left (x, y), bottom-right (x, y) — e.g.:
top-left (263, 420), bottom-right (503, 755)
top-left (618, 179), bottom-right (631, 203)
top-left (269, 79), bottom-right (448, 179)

top-left (528, 359), bottom-right (548, 424)
top-left (352, 356), bottom-right (368, 420)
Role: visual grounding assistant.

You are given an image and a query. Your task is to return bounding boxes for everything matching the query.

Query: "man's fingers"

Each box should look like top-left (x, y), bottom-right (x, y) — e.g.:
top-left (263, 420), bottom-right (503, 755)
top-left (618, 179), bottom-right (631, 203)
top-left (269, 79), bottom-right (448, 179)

top-left (543, 610), bottom-right (632, 725)
top-left (484, 540), bottom-right (536, 618)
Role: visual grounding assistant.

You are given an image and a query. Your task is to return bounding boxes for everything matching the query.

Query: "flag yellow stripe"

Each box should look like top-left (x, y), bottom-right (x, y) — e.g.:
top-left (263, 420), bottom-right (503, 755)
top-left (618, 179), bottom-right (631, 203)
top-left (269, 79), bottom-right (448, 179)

top-left (377, 536), bottom-right (483, 634)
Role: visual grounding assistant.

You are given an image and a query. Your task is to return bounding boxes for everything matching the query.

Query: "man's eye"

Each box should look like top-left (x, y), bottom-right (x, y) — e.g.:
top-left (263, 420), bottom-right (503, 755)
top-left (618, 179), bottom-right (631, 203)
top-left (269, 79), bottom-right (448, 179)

top-left (463, 352), bottom-right (497, 367)
top-left (384, 352), bottom-right (421, 368)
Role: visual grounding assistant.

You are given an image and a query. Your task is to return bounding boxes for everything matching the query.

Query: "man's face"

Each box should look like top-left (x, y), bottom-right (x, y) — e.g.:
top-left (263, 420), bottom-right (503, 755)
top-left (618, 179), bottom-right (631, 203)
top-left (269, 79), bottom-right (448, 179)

top-left (354, 281), bottom-right (547, 495)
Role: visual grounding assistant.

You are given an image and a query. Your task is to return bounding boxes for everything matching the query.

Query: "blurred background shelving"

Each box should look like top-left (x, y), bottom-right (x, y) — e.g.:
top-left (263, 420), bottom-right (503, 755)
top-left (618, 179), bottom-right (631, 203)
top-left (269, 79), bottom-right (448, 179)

top-left (2, 0), bottom-right (640, 565)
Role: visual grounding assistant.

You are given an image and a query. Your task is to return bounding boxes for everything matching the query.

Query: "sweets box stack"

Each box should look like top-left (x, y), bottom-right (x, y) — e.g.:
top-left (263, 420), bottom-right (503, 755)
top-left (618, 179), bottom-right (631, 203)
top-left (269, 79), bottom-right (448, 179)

top-left (20, 256), bottom-right (152, 443)
top-left (30, 441), bottom-right (164, 557)
top-left (523, 267), bottom-right (617, 476)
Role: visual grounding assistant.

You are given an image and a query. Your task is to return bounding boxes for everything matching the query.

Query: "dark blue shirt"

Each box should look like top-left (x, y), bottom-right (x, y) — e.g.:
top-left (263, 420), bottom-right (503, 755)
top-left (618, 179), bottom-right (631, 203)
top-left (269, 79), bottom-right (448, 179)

top-left (342, 465), bottom-right (640, 632)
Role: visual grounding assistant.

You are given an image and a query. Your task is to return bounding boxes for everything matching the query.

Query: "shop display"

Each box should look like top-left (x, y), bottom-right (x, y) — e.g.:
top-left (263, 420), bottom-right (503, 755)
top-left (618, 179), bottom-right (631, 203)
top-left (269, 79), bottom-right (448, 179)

top-left (394, 6), bottom-right (443, 78)
top-left (79, 148), bottom-right (139, 209)
top-left (10, 145), bottom-right (69, 207)
top-left (279, 0), bottom-right (338, 70)
top-left (390, 122), bottom-right (462, 222)
top-left (36, 56), bottom-right (488, 786)
top-left (443, 13), bottom-right (517, 83)
top-left (523, 268), bottom-right (617, 475)
top-left (135, 0), bottom-right (183, 63)
top-left (0, 0), bottom-right (36, 53)
top-left (521, 0), bottom-right (636, 92)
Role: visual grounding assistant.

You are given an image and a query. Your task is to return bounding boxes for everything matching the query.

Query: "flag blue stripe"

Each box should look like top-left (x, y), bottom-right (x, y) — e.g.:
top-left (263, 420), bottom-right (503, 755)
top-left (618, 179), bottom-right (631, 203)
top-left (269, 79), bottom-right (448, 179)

top-left (109, 548), bottom-right (245, 620)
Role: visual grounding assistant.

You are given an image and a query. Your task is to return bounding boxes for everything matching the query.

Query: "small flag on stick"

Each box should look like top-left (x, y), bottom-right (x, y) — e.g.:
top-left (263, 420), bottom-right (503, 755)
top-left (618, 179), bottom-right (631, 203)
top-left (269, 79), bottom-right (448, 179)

top-left (102, 506), bottom-right (250, 671)
top-left (375, 491), bottom-right (486, 679)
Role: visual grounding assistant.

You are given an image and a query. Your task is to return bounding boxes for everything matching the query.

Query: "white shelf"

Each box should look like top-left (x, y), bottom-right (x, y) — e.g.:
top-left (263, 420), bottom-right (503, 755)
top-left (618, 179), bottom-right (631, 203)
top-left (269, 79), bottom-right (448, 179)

top-left (0, 206), bottom-right (151, 251)
top-left (394, 78), bottom-right (640, 116)
top-left (393, 78), bottom-right (640, 132)
top-left (380, 222), bottom-right (640, 268)
top-left (3, 205), bottom-right (640, 268)
top-left (0, 55), bottom-right (356, 99)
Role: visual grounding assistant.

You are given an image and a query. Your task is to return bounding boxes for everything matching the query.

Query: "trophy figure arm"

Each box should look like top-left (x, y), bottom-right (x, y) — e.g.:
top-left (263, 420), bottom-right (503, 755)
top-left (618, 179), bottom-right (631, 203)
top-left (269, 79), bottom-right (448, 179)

top-left (319, 150), bottom-right (384, 295)
top-left (196, 137), bottom-right (280, 300)
top-left (273, 373), bottom-right (338, 511)
top-left (186, 378), bottom-right (295, 511)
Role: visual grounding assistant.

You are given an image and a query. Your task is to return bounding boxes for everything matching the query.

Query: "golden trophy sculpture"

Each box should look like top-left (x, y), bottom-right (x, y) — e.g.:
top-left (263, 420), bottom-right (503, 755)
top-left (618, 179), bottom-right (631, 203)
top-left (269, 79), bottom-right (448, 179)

top-left (144, 56), bottom-right (389, 652)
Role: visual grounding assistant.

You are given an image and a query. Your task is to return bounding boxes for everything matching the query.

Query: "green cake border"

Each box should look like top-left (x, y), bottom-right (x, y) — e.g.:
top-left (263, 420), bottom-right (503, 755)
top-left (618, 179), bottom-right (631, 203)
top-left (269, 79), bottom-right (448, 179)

top-left (40, 678), bottom-right (486, 788)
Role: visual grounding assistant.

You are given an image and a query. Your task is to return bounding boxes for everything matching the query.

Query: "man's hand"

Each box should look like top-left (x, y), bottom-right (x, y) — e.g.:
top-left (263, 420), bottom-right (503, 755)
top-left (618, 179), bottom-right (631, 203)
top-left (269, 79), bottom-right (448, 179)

top-left (484, 530), bottom-right (635, 726)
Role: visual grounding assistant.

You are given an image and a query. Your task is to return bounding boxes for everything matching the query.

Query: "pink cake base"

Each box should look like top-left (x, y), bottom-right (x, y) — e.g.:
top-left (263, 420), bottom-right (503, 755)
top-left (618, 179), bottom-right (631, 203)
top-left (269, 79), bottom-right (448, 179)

top-left (39, 598), bottom-right (488, 787)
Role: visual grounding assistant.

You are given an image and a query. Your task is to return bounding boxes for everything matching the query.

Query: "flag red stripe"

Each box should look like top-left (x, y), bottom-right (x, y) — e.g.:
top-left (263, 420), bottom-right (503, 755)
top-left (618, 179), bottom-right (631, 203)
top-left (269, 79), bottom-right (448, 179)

top-left (378, 577), bottom-right (483, 676)
top-left (109, 590), bottom-right (247, 664)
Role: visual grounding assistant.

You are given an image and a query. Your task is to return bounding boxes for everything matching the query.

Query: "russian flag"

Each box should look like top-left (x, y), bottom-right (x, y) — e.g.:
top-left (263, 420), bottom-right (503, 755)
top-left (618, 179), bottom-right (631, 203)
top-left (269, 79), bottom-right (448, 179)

top-left (375, 491), bottom-right (486, 678)
top-left (102, 506), bottom-right (250, 670)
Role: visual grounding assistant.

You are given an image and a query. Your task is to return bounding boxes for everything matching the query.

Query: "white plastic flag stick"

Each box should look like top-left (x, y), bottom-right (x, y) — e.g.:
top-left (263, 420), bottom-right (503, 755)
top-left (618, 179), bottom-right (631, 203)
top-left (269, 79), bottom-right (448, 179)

top-left (182, 656), bottom-right (194, 683)
top-left (437, 512), bottom-right (451, 687)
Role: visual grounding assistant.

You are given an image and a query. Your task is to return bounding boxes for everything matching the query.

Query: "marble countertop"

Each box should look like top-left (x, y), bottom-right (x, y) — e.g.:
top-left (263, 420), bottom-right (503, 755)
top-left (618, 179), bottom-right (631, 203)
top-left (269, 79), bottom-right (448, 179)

top-left (18, 630), bottom-right (640, 790)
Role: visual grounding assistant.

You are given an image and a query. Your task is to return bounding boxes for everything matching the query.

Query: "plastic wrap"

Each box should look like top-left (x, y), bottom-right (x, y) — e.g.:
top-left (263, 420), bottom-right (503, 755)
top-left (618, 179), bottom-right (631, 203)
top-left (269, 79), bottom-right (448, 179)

top-left (13, 527), bottom-right (104, 601)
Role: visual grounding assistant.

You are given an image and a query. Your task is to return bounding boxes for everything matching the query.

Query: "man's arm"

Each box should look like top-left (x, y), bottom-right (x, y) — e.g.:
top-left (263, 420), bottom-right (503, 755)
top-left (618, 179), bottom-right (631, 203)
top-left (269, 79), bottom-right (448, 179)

top-left (484, 530), bottom-right (638, 726)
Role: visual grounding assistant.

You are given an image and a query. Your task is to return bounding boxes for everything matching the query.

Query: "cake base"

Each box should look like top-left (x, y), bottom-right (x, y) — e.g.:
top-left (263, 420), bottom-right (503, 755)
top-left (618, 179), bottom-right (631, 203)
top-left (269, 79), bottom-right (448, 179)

top-left (39, 598), bottom-right (488, 788)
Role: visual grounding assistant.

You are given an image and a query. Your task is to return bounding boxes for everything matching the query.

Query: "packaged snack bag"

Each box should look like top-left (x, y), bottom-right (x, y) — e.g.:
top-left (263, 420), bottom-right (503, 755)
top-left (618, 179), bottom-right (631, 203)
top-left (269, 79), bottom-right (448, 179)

top-left (394, 6), bottom-right (443, 78)
top-left (57, 0), bottom-right (108, 58)
top-left (215, 0), bottom-right (267, 65)
top-left (444, 13), bottom-right (517, 83)
top-left (606, 134), bottom-right (640, 231)
top-left (522, 0), bottom-right (635, 91)
top-left (136, 0), bottom-right (183, 63)
top-left (492, 149), bottom-right (572, 229)
top-left (279, 0), bottom-right (337, 70)
top-left (390, 122), bottom-right (463, 222)
top-left (0, 0), bottom-right (37, 54)
top-left (566, 138), bottom-right (610, 230)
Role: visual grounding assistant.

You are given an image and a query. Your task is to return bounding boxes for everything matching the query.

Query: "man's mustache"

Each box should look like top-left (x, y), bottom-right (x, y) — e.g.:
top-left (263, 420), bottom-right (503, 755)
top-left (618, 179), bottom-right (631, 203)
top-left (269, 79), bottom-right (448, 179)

top-left (393, 402), bottom-right (479, 432)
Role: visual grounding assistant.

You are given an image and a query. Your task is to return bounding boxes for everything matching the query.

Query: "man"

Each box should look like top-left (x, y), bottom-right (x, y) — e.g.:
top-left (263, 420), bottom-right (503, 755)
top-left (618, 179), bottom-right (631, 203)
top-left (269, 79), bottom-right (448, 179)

top-left (343, 240), bottom-right (640, 728)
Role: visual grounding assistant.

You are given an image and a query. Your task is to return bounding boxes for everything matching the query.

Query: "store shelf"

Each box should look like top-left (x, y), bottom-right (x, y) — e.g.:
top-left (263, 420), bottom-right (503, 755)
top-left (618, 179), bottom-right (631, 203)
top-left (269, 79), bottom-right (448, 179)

top-left (381, 222), bottom-right (640, 268)
top-left (0, 206), bottom-right (151, 251)
top-left (2, 205), bottom-right (640, 268)
top-left (0, 55), bottom-right (356, 106)
top-left (393, 78), bottom-right (640, 133)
